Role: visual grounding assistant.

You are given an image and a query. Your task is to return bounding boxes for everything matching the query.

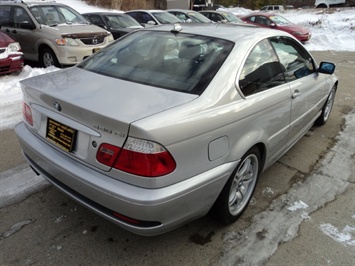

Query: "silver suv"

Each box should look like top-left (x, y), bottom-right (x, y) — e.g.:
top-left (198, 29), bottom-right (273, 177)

top-left (0, 0), bottom-right (114, 67)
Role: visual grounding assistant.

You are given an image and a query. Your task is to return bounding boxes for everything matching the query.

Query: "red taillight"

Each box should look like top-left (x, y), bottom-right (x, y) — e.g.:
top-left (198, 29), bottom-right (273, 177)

top-left (96, 138), bottom-right (176, 177)
top-left (23, 102), bottom-right (33, 126)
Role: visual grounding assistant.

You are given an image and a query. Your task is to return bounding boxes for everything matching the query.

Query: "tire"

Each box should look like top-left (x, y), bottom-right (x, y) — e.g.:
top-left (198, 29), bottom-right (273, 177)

top-left (315, 86), bottom-right (336, 126)
top-left (213, 147), bottom-right (261, 224)
top-left (40, 47), bottom-right (60, 68)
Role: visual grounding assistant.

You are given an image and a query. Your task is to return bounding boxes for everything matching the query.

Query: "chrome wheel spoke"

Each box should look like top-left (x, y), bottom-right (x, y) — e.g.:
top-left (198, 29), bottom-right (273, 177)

top-left (228, 153), bottom-right (259, 216)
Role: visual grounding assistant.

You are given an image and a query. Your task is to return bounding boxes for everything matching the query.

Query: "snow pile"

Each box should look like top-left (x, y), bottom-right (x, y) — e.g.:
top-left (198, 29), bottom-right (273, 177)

top-left (223, 7), bottom-right (355, 51)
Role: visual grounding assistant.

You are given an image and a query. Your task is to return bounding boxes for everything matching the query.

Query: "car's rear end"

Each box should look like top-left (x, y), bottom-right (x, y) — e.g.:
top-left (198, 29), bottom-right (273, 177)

top-left (15, 26), bottom-right (239, 235)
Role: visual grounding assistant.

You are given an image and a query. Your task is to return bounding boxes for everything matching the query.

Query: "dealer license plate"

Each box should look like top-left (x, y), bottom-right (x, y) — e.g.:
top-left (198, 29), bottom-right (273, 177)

top-left (46, 118), bottom-right (76, 152)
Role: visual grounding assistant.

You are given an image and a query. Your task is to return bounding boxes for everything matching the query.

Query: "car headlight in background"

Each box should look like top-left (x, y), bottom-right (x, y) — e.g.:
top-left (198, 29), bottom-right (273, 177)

top-left (55, 38), bottom-right (80, 46)
top-left (8, 42), bottom-right (22, 53)
top-left (292, 31), bottom-right (302, 36)
top-left (106, 33), bottom-right (114, 43)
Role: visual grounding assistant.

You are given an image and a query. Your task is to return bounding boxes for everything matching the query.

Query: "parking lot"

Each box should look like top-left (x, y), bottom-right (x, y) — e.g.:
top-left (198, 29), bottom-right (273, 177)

top-left (0, 51), bottom-right (354, 265)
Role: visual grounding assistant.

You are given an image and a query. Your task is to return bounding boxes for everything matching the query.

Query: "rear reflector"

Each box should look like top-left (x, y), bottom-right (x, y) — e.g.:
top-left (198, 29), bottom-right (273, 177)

top-left (23, 102), bottom-right (33, 126)
top-left (112, 212), bottom-right (161, 227)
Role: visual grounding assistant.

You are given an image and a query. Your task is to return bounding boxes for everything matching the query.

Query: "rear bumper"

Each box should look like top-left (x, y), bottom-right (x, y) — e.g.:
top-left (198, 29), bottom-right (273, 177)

top-left (15, 122), bottom-right (237, 236)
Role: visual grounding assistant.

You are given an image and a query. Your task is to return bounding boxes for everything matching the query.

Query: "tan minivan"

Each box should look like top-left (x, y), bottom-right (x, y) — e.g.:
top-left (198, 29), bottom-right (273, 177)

top-left (0, 0), bottom-right (114, 67)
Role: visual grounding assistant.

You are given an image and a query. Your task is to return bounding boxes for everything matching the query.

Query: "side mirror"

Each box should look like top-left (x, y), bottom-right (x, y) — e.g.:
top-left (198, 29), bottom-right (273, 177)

top-left (21, 21), bottom-right (36, 30)
top-left (318, 62), bottom-right (336, 74)
top-left (147, 20), bottom-right (156, 25)
top-left (270, 23), bottom-right (276, 28)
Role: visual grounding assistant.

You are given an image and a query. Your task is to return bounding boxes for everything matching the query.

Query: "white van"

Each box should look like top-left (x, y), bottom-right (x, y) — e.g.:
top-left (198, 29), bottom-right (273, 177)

top-left (260, 5), bottom-right (285, 11)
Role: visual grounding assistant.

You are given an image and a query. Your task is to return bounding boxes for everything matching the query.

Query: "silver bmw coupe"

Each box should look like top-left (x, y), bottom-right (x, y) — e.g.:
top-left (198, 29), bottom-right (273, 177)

top-left (15, 23), bottom-right (338, 236)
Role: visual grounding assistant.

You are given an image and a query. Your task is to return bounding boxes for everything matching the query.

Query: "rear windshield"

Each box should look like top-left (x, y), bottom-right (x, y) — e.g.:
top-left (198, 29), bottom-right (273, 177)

top-left (77, 30), bottom-right (233, 95)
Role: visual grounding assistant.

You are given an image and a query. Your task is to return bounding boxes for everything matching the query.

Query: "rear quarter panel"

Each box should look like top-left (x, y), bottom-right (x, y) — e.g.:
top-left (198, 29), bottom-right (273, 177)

top-left (130, 45), bottom-right (292, 188)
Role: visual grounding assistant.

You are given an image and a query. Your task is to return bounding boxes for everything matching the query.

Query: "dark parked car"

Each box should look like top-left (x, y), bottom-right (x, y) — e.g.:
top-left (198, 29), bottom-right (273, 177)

top-left (16, 23), bottom-right (337, 236)
top-left (0, 30), bottom-right (23, 75)
top-left (241, 12), bottom-right (311, 42)
top-left (199, 10), bottom-right (244, 23)
top-left (82, 12), bottom-right (143, 40)
top-left (126, 10), bottom-right (181, 27)
top-left (168, 9), bottom-right (212, 23)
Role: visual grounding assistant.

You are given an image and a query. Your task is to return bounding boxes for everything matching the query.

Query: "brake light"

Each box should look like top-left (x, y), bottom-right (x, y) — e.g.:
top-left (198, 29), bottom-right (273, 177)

top-left (96, 138), bottom-right (176, 177)
top-left (23, 102), bottom-right (33, 126)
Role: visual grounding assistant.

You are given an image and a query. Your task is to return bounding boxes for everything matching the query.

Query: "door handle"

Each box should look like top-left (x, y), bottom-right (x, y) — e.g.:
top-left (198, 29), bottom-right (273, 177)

top-left (5, 29), bottom-right (17, 34)
top-left (292, 90), bottom-right (301, 99)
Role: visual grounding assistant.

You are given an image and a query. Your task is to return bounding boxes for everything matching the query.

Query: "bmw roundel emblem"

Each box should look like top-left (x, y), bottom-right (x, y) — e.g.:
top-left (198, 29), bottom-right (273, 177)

top-left (53, 101), bottom-right (62, 112)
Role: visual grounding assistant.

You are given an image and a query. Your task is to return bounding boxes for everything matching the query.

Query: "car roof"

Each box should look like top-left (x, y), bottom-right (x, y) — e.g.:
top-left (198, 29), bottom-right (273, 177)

top-left (141, 23), bottom-right (291, 43)
top-left (242, 12), bottom-right (277, 18)
top-left (0, 1), bottom-right (67, 7)
top-left (82, 12), bottom-right (126, 16)
top-left (126, 10), bottom-right (166, 13)
top-left (200, 10), bottom-right (229, 14)
top-left (168, 9), bottom-right (198, 13)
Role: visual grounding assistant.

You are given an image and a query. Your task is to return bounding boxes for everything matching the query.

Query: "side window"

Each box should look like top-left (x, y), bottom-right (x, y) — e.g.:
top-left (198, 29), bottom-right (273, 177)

top-left (127, 12), bottom-right (140, 23)
top-left (256, 16), bottom-right (270, 26)
top-left (0, 6), bottom-right (11, 26)
top-left (270, 37), bottom-right (315, 82)
top-left (31, 7), bottom-right (45, 24)
top-left (142, 13), bottom-right (154, 24)
top-left (204, 13), bottom-right (211, 20)
top-left (13, 7), bottom-right (33, 28)
top-left (175, 12), bottom-right (188, 22)
top-left (89, 15), bottom-right (105, 26)
top-left (247, 16), bottom-right (256, 23)
top-left (210, 14), bottom-right (219, 22)
top-left (239, 39), bottom-right (286, 97)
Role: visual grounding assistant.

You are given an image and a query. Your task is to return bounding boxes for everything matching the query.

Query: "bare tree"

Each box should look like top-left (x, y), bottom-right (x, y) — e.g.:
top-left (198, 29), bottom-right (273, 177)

top-left (110, 0), bottom-right (124, 9)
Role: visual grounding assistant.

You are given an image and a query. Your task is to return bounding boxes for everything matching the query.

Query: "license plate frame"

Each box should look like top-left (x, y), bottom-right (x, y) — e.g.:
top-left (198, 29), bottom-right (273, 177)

top-left (46, 118), bottom-right (76, 152)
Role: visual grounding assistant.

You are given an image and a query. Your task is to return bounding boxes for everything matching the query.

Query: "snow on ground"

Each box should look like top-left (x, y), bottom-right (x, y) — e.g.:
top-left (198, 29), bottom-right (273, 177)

top-left (224, 6), bottom-right (355, 51)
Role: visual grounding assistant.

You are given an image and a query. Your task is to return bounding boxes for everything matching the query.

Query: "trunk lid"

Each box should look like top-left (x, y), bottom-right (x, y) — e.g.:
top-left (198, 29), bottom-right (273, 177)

top-left (21, 67), bottom-right (197, 171)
